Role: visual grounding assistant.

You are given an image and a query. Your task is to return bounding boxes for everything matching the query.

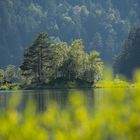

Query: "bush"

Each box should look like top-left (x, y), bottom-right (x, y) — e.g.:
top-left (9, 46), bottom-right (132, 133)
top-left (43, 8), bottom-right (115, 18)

top-left (0, 83), bottom-right (21, 90)
top-left (95, 79), bottom-right (129, 88)
top-left (0, 85), bottom-right (9, 90)
top-left (9, 83), bottom-right (21, 90)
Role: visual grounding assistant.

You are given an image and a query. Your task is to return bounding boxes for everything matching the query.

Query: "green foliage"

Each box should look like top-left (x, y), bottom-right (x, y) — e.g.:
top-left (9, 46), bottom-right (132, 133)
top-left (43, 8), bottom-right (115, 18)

top-left (0, 85), bottom-right (9, 90)
top-left (1, 65), bottom-right (23, 84)
top-left (0, 69), bottom-right (5, 84)
top-left (5, 65), bottom-right (17, 83)
top-left (20, 33), bottom-right (103, 87)
top-left (9, 83), bottom-right (21, 90)
top-left (0, 65), bottom-right (23, 90)
top-left (0, 0), bottom-right (139, 66)
top-left (114, 27), bottom-right (140, 78)
top-left (0, 83), bottom-right (21, 91)
top-left (20, 32), bottom-right (52, 84)
top-left (96, 79), bottom-right (129, 88)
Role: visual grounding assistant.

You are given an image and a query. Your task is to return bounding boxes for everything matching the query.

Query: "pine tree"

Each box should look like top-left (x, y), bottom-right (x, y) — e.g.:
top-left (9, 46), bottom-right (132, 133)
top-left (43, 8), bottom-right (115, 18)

top-left (20, 32), bottom-right (51, 84)
top-left (114, 27), bottom-right (140, 78)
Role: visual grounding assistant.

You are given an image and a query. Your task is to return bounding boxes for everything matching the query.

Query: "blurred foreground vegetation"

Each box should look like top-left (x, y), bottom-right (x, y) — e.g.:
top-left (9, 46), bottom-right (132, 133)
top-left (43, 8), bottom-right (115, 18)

top-left (0, 85), bottom-right (140, 139)
top-left (95, 69), bottom-right (140, 88)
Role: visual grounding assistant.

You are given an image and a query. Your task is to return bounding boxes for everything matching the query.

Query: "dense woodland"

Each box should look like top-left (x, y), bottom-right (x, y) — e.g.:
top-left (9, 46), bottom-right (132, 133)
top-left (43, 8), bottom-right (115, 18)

top-left (0, 0), bottom-right (140, 89)
top-left (1, 26), bottom-right (140, 89)
top-left (0, 0), bottom-right (140, 66)
top-left (114, 27), bottom-right (140, 78)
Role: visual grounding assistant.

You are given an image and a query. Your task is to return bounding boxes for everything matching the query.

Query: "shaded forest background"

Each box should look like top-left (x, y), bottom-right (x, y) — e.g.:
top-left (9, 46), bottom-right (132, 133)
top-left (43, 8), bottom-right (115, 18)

top-left (0, 0), bottom-right (140, 67)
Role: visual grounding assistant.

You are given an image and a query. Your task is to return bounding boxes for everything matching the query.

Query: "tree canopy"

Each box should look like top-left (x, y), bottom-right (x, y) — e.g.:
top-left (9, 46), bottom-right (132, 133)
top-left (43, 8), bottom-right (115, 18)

top-left (114, 27), bottom-right (140, 78)
top-left (20, 32), bottom-right (103, 86)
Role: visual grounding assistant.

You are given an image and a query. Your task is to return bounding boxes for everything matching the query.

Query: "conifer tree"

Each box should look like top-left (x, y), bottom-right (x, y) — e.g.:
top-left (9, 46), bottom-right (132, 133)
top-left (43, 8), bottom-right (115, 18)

top-left (20, 32), bottom-right (51, 84)
top-left (114, 27), bottom-right (140, 78)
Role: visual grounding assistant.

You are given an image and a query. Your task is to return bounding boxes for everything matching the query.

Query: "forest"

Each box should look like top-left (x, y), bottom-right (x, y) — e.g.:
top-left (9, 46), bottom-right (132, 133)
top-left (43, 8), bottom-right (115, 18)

top-left (0, 0), bottom-right (140, 66)
top-left (0, 26), bottom-right (140, 89)
top-left (0, 0), bottom-right (140, 89)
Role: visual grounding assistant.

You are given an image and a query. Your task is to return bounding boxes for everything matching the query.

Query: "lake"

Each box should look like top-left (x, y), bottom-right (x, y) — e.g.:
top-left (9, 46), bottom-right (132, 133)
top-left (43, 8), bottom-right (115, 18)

top-left (0, 89), bottom-right (104, 112)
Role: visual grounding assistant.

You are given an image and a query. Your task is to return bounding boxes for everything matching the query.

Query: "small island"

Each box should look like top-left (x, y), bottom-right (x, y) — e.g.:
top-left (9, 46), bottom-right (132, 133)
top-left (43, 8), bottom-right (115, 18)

top-left (0, 33), bottom-right (103, 90)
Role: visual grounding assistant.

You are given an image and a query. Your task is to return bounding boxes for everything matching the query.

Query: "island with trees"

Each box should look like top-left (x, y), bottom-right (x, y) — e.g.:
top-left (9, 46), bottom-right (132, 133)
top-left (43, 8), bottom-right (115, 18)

top-left (0, 33), bottom-right (103, 90)
top-left (1, 26), bottom-right (140, 90)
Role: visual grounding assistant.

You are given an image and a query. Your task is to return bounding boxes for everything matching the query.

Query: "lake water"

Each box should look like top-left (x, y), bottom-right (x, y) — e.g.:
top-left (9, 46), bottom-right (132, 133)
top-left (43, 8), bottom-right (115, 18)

top-left (0, 89), bottom-right (104, 112)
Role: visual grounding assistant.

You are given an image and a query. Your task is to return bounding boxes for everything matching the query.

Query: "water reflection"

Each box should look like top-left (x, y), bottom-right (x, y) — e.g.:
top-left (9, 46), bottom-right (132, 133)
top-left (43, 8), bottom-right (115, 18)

top-left (0, 89), bottom-right (103, 112)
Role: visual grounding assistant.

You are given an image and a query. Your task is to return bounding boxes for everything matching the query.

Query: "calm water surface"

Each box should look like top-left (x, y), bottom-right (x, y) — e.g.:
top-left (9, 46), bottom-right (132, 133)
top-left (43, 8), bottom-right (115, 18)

top-left (0, 89), bottom-right (104, 112)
